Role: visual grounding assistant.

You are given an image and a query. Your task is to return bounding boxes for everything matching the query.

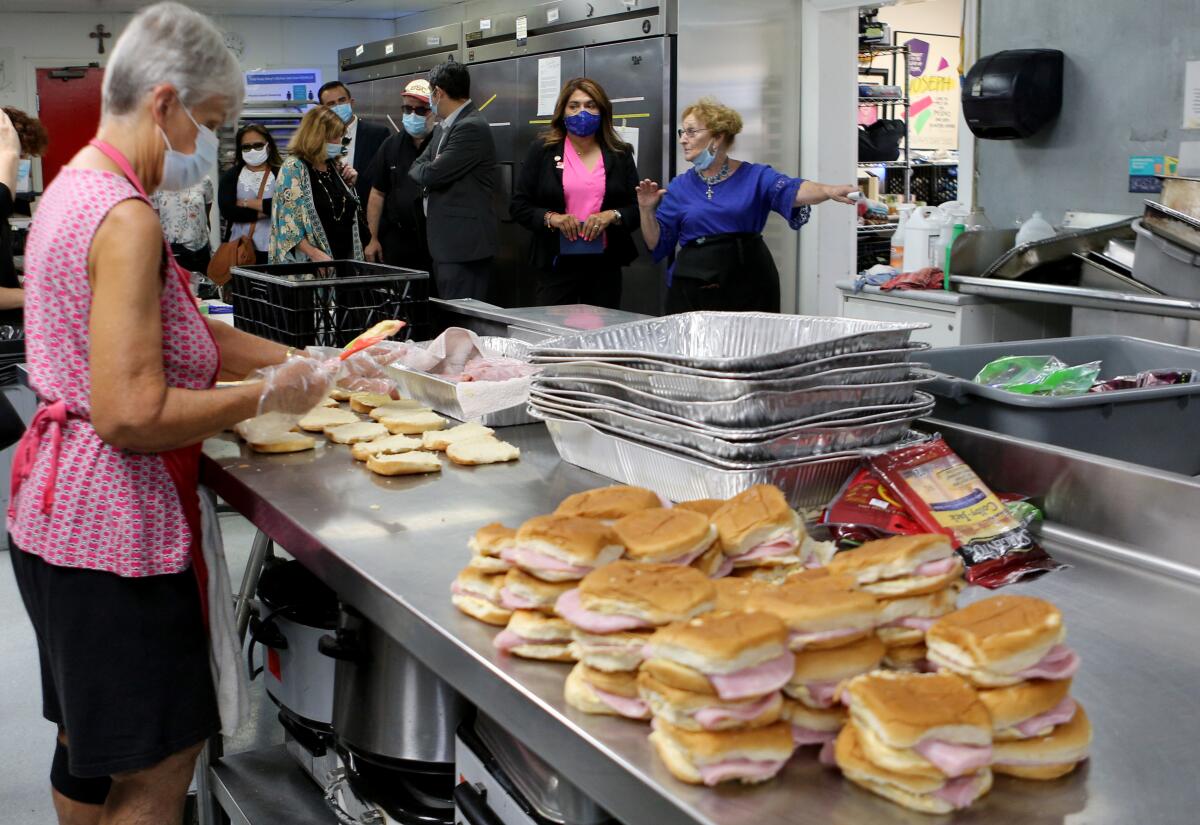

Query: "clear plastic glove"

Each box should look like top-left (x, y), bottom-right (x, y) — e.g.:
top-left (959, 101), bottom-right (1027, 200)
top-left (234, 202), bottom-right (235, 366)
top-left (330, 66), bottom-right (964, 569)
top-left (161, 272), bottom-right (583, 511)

top-left (334, 349), bottom-right (397, 396)
top-left (252, 356), bottom-right (336, 416)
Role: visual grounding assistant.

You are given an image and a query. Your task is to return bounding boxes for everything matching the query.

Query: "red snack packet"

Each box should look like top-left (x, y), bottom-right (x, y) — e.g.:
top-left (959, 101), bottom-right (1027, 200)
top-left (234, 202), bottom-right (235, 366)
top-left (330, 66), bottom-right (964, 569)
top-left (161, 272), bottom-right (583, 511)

top-left (820, 466), bottom-right (922, 546)
top-left (868, 435), bottom-right (1065, 588)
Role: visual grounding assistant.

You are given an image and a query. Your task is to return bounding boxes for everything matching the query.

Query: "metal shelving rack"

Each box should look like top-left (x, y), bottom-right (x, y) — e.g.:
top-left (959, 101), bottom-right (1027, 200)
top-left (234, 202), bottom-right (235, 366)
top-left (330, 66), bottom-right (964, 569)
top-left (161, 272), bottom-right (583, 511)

top-left (856, 43), bottom-right (911, 270)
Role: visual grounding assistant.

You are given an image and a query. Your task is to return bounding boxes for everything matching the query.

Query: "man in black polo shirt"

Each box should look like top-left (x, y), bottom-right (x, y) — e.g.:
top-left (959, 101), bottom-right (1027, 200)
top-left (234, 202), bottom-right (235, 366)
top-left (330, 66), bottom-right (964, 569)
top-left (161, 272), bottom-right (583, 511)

top-left (363, 79), bottom-right (435, 273)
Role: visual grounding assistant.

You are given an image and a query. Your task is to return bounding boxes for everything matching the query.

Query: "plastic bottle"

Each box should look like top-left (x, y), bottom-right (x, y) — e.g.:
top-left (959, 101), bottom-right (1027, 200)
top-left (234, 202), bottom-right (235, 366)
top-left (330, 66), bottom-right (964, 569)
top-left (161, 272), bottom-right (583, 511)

top-left (937, 202), bottom-right (970, 273)
top-left (891, 204), bottom-right (915, 270)
top-left (902, 206), bottom-right (942, 273)
top-left (1015, 211), bottom-right (1057, 246)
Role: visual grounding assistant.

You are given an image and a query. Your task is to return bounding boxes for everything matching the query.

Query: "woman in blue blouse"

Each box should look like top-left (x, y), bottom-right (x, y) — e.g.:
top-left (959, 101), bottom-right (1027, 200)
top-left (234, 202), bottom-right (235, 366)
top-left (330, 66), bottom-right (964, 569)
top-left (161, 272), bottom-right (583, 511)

top-left (638, 98), bottom-right (856, 313)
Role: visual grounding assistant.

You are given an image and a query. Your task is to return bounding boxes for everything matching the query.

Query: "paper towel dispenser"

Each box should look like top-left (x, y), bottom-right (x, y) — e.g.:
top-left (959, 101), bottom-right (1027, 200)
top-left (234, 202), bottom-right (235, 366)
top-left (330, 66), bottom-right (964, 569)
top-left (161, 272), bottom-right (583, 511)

top-left (962, 49), bottom-right (1064, 140)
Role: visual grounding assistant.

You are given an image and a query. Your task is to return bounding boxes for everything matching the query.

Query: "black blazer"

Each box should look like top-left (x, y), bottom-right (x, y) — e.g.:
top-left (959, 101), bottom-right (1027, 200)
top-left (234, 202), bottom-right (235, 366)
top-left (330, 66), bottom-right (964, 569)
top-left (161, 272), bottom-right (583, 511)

top-left (217, 165), bottom-right (276, 242)
top-left (352, 118), bottom-right (391, 203)
top-left (410, 101), bottom-right (499, 264)
top-left (510, 139), bottom-right (640, 270)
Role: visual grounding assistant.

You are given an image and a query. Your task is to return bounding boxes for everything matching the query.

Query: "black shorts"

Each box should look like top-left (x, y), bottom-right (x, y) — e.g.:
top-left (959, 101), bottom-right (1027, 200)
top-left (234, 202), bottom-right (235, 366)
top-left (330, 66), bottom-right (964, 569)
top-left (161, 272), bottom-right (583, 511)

top-left (9, 540), bottom-right (219, 778)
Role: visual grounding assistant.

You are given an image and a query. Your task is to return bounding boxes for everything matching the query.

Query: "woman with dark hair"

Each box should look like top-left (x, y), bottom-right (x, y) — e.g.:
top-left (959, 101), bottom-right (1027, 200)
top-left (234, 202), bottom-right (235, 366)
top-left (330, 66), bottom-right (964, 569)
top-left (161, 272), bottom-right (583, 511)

top-left (0, 107), bottom-right (49, 323)
top-left (218, 123), bottom-right (283, 264)
top-left (510, 77), bottom-right (640, 308)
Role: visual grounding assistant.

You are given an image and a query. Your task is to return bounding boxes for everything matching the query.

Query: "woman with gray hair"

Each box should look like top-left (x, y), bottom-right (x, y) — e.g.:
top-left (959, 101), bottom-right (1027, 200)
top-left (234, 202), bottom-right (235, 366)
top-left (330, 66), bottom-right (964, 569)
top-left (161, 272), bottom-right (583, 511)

top-left (7, 4), bottom-right (335, 823)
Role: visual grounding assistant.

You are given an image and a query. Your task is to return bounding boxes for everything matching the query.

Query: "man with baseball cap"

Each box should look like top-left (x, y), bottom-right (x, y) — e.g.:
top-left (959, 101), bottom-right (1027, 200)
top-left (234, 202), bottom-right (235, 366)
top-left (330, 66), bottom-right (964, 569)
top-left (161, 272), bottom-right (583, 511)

top-left (364, 79), bottom-right (436, 273)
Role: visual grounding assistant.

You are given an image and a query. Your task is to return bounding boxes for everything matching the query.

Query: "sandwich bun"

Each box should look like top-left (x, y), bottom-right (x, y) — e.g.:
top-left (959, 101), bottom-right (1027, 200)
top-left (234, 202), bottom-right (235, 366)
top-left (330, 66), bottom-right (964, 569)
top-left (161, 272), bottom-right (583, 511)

top-left (882, 643), bottom-right (930, 672)
top-left (674, 499), bottom-right (726, 517)
top-left (843, 670), bottom-right (992, 750)
top-left (379, 410), bottom-right (448, 434)
top-left (501, 568), bottom-right (574, 612)
top-left (648, 718), bottom-right (794, 785)
top-left (248, 432), bottom-right (316, 454)
top-left (366, 451), bottom-right (442, 476)
top-left (754, 588), bottom-right (879, 649)
top-left (978, 678), bottom-right (1073, 738)
top-left (565, 663), bottom-right (648, 717)
top-left (350, 433), bottom-right (423, 461)
top-left (712, 485), bottom-right (805, 557)
top-left (730, 563), bottom-right (810, 584)
top-left (502, 610), bottom-right (575, 661)
top-left (368, 399), bottom-right (430, 419)
top-left (326, 421), bottom-right (389, 444)
top-left (469, 523), bottom-right (518, 557)
top-left (876, 584), bottom-right (963, 646)
top-left (451, 568), bottom-right (510, 625)
top-left (555, 485), bottom-right (661, 521)
top-left (328, 387), bottom-right (353, 402)
top-left (828, 534), bottom-right (963, 597)
top-left (835, 724), bottom-right (993, 815)
top-left (467, 554), bottom-right (512, 574)
top-left (614, 508), bottom-right (716, 563)
top-left (780, 697), bottom-right (846, 732)
top-left (451, 594), bottom-right (512, 625)
top-left (926, 595), bottom-right (1066, 687)
top-left (297, 407), bottom-right (359, 432)
top-left (569, 629), bottom-right (653, 672)
top-left (713, 577), bottom-right (773, 611)
top-left (422, 422), bottom-right (494, 451)
top-left (648, 610), bottom-right (788, 675)
top-left (515, 515), bottom-right (624, 568)
top-left (786, 636), bottom-right (886, 704)
top-left (577, 561), bottom-right (715, 624)
top-left (992, 704), bottom-right (1091, 779)
top-left (349, 392), bottom-right (394, 413)
top-left (637, 671), bottom-right (783, 732)
top-left (692, 542), bottom-right (729, 578)
top-left (446, 436), bottom-right (521, 466)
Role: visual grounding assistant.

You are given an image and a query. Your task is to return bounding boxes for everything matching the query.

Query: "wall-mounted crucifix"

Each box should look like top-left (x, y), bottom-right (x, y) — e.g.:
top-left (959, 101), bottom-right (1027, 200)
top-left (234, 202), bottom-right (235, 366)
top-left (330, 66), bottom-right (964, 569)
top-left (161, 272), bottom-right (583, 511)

top-left (90, 24), bottom-right (112, 55)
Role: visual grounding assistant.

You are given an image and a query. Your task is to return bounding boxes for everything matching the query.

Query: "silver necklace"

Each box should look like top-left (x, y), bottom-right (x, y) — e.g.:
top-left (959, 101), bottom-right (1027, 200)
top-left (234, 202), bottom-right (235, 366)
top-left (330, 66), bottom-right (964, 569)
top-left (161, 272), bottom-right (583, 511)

top-left (697, 159), bottom-right (732, 200)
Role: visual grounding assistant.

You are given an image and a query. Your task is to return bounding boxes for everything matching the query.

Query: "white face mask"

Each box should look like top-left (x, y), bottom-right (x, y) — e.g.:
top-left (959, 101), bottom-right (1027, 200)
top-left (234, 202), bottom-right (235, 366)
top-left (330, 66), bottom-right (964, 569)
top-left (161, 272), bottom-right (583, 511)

top-left (242, 147), bottom-right (269, 166)
top-left (159, 105), bottom-right (218, 191)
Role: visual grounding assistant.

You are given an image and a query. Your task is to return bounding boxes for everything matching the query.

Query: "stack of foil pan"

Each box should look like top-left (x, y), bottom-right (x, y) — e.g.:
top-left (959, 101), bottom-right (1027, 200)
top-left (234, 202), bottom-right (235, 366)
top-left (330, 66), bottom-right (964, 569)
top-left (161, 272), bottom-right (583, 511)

top-left (528, 313), bottom-right (932, 503)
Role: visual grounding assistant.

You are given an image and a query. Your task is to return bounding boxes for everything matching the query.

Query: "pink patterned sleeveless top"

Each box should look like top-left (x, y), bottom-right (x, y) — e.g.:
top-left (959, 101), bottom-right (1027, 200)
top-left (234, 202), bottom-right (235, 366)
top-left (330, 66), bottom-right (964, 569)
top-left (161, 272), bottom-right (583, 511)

top-left (8, 168), bottom-right (219, 577)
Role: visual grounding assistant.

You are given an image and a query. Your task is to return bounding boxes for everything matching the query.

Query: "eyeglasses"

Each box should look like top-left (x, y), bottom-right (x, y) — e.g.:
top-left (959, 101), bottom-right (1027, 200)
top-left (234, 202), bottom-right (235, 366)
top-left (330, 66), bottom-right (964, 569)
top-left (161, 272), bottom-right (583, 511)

top-left (240, 141), bottom-right (268, 151)
top-left (677, 128), bottom-right (709, 139)
top-left (403, 105), bottom-right (431, 116)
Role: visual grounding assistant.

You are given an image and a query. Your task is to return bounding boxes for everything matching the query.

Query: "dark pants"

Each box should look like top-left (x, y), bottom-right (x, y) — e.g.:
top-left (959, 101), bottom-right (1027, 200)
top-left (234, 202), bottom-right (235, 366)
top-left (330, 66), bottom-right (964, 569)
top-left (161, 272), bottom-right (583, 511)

top-left (169, 243), bottom-right (211, 277)
top-left (534, 255), bottom-right (623, 308)
top-left (380, 225), bottom-right (433, 275)
top-left (435, 258), bottom-right (492, 300)
top-left (666, 234), bottom-right (780, 314)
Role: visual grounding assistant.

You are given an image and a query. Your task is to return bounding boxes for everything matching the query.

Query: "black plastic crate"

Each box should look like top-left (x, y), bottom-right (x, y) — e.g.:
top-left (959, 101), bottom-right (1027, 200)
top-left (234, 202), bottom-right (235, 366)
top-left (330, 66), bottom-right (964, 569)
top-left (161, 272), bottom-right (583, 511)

top-left (0, 332), bottom-right (25, 387)
top-left (229, 260), bottom-right (430, 348)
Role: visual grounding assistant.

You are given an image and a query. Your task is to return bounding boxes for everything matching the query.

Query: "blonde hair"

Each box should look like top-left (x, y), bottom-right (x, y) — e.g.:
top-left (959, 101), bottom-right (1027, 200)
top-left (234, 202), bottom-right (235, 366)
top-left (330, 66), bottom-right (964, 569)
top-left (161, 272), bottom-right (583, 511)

top-left (681, 98), bottom-right (744, 148)
top-left (288, 106), bottom-right (346, 165)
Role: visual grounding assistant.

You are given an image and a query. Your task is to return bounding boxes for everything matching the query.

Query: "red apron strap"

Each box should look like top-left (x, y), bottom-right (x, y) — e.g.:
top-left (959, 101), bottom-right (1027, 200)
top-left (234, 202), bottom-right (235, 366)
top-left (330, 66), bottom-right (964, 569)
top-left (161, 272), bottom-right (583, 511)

top-left (161, 443), bottom-right (209, 626)
top-left (9, 400), bottom-right (69, 518)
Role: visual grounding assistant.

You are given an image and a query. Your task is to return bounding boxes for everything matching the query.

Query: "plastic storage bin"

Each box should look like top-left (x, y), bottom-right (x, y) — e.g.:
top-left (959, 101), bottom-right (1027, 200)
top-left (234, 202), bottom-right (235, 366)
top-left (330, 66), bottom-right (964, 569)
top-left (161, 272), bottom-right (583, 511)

top-left (1131, 219), bottom-right (1200, 299)
top-left (229, 260), bottom-right (430, 348)
top-left (924, 335), bottom-right (1200, 475)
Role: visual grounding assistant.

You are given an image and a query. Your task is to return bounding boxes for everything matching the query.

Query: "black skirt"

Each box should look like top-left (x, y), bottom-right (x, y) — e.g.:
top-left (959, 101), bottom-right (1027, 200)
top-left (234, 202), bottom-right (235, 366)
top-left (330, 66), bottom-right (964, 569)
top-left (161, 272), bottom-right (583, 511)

top-left (666, 233), bottom-right (780, 313)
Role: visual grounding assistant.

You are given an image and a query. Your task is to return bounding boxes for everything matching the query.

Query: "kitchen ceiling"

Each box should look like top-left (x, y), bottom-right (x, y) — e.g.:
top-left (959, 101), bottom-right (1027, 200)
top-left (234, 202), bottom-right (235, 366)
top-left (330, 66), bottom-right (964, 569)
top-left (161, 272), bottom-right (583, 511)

top-left (0, 0), bottom-right (450, 19)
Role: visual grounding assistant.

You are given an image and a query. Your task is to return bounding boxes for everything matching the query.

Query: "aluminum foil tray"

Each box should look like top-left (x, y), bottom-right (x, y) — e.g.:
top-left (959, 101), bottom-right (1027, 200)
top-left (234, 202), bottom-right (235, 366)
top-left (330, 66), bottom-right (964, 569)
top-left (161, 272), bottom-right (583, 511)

top-left (530, 395), bottom-right (931, 461)
top-left (535, 359), bottom-right (926, 401)
top-left (533, 409), bottom-right (865, 509)
top-left (531, 371), bottom-right (931, 427)
top-left (530, 387), bottom-right (936, 440)
top-left (530, 343), bottom-right (930, 379)
top-left (531, 313), bottom-right (928, 371)
top-left (385, 336), bottom-right (536, 427)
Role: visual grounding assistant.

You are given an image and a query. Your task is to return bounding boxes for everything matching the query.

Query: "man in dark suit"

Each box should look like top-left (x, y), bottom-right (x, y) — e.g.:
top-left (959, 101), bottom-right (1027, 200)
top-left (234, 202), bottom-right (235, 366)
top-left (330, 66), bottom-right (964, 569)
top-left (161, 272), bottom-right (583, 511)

top-left (318, 80), bottom-right (390, 207)
top-left (409, 62), bottom-right (498, 300)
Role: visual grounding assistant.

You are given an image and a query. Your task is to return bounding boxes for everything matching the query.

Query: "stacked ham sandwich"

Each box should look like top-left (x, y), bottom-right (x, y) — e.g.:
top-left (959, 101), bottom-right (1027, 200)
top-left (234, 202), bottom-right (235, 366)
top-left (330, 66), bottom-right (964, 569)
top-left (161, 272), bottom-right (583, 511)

top-left (713, 486), bottom-right (832, 582)
top-left (828, 533), bottom-right (964, 672)
top-left (558, 561), bottom-right (716, 720)
top-left (927, 595), bottom-right (1090, 781)
top-left (642, 611), bottom-right (797, 786)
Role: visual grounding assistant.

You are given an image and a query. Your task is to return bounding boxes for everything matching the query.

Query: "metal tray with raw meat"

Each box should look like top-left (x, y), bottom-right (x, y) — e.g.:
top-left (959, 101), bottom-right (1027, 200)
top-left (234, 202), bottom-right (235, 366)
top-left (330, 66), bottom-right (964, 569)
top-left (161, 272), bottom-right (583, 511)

top-left (384, 336), bottom-right (537, 427)
top-left (534, 359), bottom-right (929, 402)
top-left (531, 371), bottom-right (932, 427)
top-left (530, 387), bottom-right (936, 440)
top-left (529, 408), bottom-right (867, 509)
top-left (528, 393), bottom-right (933, 461)
top-left (530, 313), bottom-right (928, 371)
top-left (529, 343), bottom-right (931, 379)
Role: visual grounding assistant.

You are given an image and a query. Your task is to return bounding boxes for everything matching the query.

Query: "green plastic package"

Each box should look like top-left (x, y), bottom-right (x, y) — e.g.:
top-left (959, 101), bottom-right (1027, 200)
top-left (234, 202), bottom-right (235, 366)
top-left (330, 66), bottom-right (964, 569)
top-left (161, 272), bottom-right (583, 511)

top-left (973, 355), bottom-right (1102, 397)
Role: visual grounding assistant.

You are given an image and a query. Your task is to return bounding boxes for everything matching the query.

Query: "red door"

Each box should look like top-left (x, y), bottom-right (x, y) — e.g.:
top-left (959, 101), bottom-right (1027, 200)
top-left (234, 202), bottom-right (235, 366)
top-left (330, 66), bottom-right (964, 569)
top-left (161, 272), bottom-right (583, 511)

top-left (35, 66), bottom-right (105, 189)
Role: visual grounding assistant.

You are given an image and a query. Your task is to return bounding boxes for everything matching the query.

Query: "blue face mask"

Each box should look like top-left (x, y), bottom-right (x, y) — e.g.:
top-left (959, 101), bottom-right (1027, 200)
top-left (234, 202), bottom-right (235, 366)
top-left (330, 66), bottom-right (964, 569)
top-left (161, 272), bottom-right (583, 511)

top-left (159, 106), bottom-right (219, 191)
top-left (326, 142), bottom-right (344, 159)
top-left (402, 112), bottom-right (428, 137)
top-left (564, 110), bottom-right (601, 137)
top-left (691, 142), bottom-right (717, 173)
top-left (331, 103), bottom-right (353, 123)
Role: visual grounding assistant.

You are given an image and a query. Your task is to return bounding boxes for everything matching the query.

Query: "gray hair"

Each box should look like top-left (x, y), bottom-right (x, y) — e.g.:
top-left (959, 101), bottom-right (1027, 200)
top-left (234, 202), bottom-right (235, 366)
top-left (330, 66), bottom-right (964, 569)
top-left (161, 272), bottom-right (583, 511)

top-left (102, 2), bottom-right (244, 122)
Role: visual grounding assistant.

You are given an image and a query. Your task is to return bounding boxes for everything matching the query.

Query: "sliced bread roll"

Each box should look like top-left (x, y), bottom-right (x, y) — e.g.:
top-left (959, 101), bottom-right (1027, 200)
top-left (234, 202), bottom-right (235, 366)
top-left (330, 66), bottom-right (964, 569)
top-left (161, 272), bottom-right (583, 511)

top-left (298, 407), bottom-right (359, 432)
top-left (367, 451), bottom-right (443, 476)
top-left (249, 432), bottom-right (316, 454)
top-left (326, 421), bottom-right (390, 444)
top-left (350, 433), bottom-right (424, 462)
top-left (446, 437), bottom-right (520, 466)
top-left (369, 399), bottom-right (431, 420)
top-left (349, 392), bottom-right (394, 413)
top-left (379, 410), bottom-right (448, 434)
top-left (422, 422), bottom-right (495, 451)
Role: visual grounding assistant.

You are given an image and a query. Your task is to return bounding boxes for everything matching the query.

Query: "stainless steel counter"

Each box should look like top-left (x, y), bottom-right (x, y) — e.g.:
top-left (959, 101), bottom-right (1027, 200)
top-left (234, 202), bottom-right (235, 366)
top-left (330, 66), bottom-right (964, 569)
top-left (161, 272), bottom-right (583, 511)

top-left (203, 424), bottom-right (1200, 825)
top-left (431, 298), bottom-right (649, 342)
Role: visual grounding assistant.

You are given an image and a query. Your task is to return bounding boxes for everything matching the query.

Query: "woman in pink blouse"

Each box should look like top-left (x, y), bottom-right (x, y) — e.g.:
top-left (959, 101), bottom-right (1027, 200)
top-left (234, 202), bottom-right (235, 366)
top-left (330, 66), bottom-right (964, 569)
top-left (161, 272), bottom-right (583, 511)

top-left (510, 78), bottom-right (640, 309)
top-left (8, 5), bottom-right (332, 823)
